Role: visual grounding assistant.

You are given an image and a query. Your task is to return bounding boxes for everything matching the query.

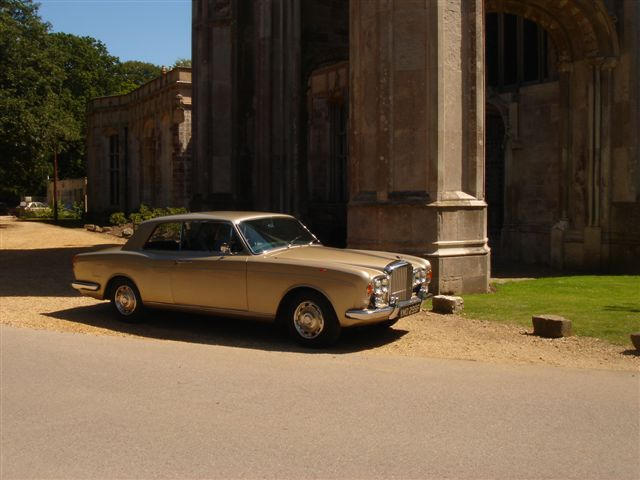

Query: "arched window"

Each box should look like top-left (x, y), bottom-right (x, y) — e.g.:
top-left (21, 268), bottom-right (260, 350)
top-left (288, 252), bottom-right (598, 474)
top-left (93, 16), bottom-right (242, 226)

top-left (486, 13), bottom-right (556, 89)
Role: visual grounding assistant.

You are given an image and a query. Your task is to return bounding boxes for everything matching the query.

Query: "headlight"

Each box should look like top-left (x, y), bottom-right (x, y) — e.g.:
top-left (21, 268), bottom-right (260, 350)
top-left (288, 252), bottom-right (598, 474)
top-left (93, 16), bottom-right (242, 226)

top-left (368, 274), bottom-right (389, 308)
top-left (413, 267), bottom-right (432, 287)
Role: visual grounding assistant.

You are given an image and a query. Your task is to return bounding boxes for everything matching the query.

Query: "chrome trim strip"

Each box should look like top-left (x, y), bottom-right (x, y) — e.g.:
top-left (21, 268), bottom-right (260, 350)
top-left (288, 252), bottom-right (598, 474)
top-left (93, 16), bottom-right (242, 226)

top-left (383, 259), bottom-right (410, 274)
top-left (345, 297), bottom-right (422, 322)
top-left (71, 281), bottom-right (100, 291)
top-left (143, 301), bottom-right (275, 320)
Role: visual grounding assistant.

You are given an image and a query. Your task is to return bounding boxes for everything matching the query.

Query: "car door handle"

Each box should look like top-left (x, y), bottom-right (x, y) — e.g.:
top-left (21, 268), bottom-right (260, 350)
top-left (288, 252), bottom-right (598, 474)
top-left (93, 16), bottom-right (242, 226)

top-left (174, 260), bottom-right (193, 265)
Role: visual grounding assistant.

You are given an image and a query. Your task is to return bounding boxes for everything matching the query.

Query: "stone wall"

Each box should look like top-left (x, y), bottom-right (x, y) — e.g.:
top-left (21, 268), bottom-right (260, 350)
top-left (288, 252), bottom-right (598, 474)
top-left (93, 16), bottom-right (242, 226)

top-left (86, 68), bottom-right (192, 216)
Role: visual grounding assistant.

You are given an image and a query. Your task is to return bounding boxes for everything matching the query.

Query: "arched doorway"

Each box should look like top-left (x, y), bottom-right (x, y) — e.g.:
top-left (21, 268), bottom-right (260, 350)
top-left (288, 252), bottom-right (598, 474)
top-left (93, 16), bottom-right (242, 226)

top-left (485, 10), bottom-right (561, 266)
top-left (305, 62), bottom-right (349, 247)
top-left (485, 105), bottom-right (506, 261)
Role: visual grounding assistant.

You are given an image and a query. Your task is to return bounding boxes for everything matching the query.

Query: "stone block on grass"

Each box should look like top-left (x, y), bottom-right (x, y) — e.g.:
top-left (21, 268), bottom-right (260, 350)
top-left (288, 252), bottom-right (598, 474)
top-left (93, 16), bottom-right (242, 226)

top-left (630, 333), bottom-right (640, 351)
top-left (84, 224), bottom-right (96, 231)
top-left (532, 314), bottom-right (572, 338)
top-left (432, 295), bottom-right (464, 314)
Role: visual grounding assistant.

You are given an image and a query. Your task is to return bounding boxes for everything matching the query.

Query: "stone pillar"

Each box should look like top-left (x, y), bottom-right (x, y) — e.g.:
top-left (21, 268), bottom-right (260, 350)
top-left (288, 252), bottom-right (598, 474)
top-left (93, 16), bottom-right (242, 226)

top-left (192, 0), bottom-right (235, 209)
top-left (584, 57), bottom-right (617, 270)
top-left (551, 61), bottom-right (573, 270)
top-left (253, 0), bottom-right (301, 213)
top-left (348, 0), bottom-right (489, 293)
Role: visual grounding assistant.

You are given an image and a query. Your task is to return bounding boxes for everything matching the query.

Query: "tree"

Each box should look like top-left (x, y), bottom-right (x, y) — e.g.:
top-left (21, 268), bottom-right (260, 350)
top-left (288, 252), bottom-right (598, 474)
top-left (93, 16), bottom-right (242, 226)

top-left (0, 0), bottom-right (59, 201)
top-left (47, 33), bottom-right (122, 179)
top-left (116, 60), bottom-right (162, 94)
top-left (173, 58), bottom-right (191, 68)
top-left (0, 0), bottom-right (162, 202)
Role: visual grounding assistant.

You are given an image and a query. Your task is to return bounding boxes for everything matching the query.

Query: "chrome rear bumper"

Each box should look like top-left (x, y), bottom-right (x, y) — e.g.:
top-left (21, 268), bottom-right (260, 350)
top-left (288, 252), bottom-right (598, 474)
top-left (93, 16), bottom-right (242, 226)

top-left (71, 281), bottom-right (100, 292)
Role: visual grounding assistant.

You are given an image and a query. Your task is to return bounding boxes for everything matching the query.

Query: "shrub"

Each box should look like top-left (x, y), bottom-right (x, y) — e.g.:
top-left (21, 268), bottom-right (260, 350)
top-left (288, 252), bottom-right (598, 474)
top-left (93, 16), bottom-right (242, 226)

top-left (22, 207), bottom-right (52, 219)
top-left (71, 201), bottom-right (85, 219)
top-left (166, 207), bottom-right (188, 216)
top-left (109, 212), bottom-right (127, 226)
top-left (129, 212), bottom-right (143, 226)
top-left (139, 204), bottom-right (154, 221)
top-left (127, 204), bottom-right (188, 228)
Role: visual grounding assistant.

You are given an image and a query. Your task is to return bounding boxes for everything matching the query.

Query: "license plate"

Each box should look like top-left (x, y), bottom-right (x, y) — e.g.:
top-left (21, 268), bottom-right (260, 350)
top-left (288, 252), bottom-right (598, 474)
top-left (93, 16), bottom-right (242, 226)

top-left (399, 302), bottom-right (421, 318)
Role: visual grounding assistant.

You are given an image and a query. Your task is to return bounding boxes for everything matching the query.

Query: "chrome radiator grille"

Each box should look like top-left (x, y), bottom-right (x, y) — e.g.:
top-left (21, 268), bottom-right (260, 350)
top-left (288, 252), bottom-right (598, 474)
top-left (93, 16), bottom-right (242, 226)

top-left (387, 261), bottom-right (413, 302)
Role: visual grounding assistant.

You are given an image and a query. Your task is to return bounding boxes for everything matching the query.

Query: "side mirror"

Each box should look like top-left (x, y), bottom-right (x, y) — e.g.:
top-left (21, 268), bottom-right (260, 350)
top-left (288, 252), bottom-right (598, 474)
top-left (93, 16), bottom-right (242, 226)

top-left (220, 243), bottom-right (231, 255)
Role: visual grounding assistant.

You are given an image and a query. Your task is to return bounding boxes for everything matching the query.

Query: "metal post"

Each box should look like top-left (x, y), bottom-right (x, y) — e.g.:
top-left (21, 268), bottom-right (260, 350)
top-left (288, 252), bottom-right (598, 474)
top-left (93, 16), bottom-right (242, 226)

top-left (53, 149), bottom-right (59, 222)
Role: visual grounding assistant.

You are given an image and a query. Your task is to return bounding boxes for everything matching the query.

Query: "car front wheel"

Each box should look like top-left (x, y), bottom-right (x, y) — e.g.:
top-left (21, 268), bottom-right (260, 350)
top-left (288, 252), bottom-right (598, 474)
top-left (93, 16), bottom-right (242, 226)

top-left (285, 291), bottom-right (340, 347)
top-left (110, 278), bottom-right (144, 323)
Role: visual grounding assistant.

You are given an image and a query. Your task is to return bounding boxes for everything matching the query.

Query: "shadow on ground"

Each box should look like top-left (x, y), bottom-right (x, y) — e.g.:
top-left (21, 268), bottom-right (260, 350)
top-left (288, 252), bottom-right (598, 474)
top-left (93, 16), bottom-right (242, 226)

top-left (43, 303), bottom-right (408, 354)
top-left (0, 245), bottom-right (122, 297)
top-left (603, 304), bottom-right (640, 313)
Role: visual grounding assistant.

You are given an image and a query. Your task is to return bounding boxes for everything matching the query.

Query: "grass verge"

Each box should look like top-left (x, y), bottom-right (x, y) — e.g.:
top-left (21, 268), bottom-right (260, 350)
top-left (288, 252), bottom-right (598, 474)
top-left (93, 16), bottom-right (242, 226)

top-left (458, 275), bottom-right (639, 346)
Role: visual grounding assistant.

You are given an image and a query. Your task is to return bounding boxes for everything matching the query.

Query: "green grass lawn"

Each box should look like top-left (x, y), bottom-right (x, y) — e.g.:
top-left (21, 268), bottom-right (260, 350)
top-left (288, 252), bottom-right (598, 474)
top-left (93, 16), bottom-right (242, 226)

top-left (457, 276), bottom-right (640, 346)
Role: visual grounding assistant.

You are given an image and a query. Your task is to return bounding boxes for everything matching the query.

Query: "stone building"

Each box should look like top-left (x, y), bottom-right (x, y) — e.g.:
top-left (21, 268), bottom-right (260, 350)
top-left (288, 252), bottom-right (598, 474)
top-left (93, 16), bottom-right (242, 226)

top-left (47, 177), bottom-right (86, 210)
top-left (86, 67), bottom-right (192, 215)
top-left (192, 0), bottom-right (640, 292)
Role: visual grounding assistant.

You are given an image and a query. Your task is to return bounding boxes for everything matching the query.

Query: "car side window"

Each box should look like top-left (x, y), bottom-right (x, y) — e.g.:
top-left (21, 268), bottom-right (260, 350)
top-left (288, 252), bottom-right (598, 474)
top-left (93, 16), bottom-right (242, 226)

top-left (181, 221), bottom-right (244, 254)
top-left (143, 222), bottom-right (182, 251)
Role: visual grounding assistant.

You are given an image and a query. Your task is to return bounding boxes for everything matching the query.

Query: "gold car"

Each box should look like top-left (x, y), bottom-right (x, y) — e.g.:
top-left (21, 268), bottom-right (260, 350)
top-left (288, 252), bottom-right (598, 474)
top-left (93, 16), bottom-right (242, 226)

top-left (72, 212), bottom-right (431, 346)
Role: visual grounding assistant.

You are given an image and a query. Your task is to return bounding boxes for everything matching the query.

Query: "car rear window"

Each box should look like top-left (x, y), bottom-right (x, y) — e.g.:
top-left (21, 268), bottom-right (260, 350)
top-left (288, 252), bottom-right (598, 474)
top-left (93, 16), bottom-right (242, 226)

top-left (143, 222), bottom-right (181, 251)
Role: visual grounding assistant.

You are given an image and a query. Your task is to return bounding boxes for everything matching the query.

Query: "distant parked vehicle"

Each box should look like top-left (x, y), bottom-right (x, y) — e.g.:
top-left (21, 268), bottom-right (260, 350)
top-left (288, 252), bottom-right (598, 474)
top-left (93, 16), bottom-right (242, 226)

top-left (24, 201), bottom-right (48, 211)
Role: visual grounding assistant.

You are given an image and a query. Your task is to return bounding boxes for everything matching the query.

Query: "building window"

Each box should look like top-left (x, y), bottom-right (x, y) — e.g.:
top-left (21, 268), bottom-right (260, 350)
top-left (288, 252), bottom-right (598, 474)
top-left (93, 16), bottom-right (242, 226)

top-left (486, 12), bottom-right (553, 90)
top-left (109, 134), bottom-right (119, 206)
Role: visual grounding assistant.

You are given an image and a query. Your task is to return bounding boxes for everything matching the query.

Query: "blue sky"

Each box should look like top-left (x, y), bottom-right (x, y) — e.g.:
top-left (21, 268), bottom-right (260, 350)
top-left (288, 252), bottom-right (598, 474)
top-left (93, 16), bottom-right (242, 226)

top-left (38, 0), bottom-right (191, 67)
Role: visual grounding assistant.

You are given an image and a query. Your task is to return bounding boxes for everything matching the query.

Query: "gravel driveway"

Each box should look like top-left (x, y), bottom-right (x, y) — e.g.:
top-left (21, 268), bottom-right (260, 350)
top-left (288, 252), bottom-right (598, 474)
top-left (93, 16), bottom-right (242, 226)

top-left (1, 216), bottom-right (638, 371)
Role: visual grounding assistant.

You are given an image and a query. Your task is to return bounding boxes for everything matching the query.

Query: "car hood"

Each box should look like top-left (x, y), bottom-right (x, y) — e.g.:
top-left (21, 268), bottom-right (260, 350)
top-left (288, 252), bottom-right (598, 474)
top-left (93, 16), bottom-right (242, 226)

top-left (266, 245), bottom-right (428, 272)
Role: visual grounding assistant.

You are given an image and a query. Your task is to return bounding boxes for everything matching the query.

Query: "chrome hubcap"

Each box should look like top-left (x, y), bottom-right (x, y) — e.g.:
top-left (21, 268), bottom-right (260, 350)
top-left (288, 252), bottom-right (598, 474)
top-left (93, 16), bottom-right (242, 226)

top-left (114, 285), bottom-right (137, 315)
top-left (293, 301), bottom-right (324, 339)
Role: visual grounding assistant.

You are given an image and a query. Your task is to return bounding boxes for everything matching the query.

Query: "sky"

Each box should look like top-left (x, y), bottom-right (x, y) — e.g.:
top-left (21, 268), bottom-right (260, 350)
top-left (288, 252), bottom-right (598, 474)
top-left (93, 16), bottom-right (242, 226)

top-left (38, 0), bottom-right (191, 67)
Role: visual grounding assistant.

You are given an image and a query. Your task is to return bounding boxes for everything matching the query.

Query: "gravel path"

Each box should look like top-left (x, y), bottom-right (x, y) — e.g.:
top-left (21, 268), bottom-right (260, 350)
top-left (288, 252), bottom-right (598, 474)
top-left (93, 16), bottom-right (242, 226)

top-left (1, 216), bottom-right (638, 371)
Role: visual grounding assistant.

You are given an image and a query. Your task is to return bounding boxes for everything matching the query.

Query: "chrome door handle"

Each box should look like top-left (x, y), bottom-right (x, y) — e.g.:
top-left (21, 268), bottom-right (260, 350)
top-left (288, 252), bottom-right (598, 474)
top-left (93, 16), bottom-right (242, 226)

top-left (174, 260), bottom-right (192, 264)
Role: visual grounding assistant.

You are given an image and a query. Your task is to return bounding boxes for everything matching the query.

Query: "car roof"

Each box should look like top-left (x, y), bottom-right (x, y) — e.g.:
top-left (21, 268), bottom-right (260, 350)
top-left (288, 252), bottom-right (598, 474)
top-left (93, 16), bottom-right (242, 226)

top-left (141, 211), bottom-right (293, 225)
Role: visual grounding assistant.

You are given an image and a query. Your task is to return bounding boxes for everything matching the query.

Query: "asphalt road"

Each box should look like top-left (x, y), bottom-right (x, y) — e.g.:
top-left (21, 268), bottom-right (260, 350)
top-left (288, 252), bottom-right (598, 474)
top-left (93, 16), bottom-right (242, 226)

top-left (1, 326), bottom-right (638, 479)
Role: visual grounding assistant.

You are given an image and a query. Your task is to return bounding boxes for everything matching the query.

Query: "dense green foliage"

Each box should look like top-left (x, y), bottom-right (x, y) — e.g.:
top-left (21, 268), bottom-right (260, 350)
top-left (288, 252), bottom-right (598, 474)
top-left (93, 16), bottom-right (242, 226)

top-left (117, 60), bottom-right (162, 94)
top-left (461, 276), bottom-right (640, 345)
top-left (21, 200), bottom-right (84, 219)
top-left (110, 204), bottom-right (188, 226)
top-left (0, 0), bottom-right (161, 204)
top-left (173, 58), bottom-right (191, 68)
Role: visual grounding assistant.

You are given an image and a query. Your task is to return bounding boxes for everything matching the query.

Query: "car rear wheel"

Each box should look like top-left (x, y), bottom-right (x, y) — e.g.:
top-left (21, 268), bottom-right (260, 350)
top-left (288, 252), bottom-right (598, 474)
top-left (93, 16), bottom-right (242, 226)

top-left (284, 291), bottom-right (340, 347)
top-left (110, 278), bottom-right (144, 323)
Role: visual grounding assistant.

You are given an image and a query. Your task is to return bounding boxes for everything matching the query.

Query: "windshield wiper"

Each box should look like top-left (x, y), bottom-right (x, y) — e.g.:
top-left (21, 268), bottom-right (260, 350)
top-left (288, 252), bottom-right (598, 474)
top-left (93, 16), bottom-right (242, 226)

top-left (287, 235), bottom-right (303, 248)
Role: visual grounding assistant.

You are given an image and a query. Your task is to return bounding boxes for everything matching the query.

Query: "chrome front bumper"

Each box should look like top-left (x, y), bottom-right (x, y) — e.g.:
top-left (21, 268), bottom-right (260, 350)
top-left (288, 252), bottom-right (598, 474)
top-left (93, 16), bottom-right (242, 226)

top-left (71, 281), bottom-right (100, 292)
top-left (345, 292), bottom-right (429, 323)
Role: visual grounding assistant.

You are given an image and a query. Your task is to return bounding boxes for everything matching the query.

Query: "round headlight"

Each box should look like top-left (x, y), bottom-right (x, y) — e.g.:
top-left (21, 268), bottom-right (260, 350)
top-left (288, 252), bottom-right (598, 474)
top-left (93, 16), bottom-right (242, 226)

top-left (370, 274), bottom-right (390, 308)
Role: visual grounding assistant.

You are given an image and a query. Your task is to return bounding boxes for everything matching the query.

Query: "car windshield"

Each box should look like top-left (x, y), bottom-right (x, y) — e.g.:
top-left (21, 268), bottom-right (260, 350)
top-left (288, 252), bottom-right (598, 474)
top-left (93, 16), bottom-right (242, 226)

top-left (237, 217), bottom-right (319, 254)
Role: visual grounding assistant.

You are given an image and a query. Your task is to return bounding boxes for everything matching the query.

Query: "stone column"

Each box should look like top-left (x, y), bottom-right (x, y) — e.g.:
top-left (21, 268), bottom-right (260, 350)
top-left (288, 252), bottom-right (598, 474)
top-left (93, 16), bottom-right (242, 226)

top-left (348, 0), bottom-right (489, 293)
top-left (584, 56), bottom-right (617, 270)
top-left (551, 61), bottom-right (573, 269)
top-left (253, 0), bottom-right (301, 213)
top-left (192, 0), bottom-right (235, 208)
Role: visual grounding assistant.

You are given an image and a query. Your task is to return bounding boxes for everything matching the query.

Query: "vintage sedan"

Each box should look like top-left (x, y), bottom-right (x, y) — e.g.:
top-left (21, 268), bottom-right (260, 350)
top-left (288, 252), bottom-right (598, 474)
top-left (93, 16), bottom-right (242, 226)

top-left (72, 212), bottom-right (431, 346)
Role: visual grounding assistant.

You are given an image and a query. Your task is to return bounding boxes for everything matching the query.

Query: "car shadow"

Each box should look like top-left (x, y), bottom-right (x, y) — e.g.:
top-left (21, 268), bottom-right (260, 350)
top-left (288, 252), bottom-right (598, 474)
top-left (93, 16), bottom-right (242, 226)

top-left (0, 245), bottom-right (123, 297)
top-left (43, 303), bottom-right (409, 354)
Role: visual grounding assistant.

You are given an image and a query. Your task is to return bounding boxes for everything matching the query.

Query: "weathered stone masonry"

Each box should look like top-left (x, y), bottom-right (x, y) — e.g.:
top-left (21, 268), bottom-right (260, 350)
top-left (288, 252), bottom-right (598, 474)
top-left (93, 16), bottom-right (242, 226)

top-left (86, 68), bottom-right (192, 215)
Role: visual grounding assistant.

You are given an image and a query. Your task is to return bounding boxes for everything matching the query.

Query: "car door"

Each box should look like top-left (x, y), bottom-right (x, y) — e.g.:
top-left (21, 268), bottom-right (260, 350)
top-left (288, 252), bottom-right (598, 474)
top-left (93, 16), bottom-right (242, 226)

top-left (135, 221), bottom-right (182, 304)
top-left (170, 220), bottom-right (248, 311)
